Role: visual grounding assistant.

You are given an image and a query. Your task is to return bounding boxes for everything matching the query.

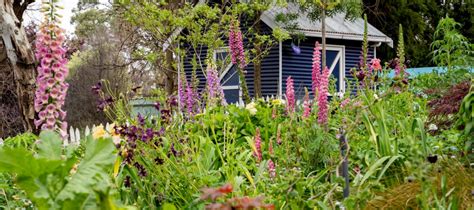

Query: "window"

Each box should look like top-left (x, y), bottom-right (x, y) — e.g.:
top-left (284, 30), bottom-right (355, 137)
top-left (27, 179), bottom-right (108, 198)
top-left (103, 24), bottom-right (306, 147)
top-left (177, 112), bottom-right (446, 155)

top-left (213, 47), bottom-right (234, 76)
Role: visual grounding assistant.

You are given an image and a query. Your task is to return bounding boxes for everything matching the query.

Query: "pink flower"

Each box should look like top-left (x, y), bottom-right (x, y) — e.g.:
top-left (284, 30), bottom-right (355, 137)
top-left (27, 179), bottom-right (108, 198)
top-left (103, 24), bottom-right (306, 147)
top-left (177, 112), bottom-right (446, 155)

top-left (285, 76), bottom-right (295, 115)
top-left (34, 4), bottom-right (69, 137)
top-left (276, 126), bottom-right (282, 145)
top-left (229, 20), bottom-right (246, 69)
top-left (370, 58), bottom-right (382, 72)
top-left (317, 67), bottom-right (330, 125)
top-left (178, 73), bottom-right (187, 111)
top-left (46, 104), bottom-right (56, 113)
top-left (254, 128), bottom-right (262, 162)
top-left (268, 159), bottom-right (276, 178)
top-left (302, 90), bottom-right (311, 119)
top-left (50, 88), bottom-right (60, 98)
top-left (312, 42), bottom-right (321, 97)
top-left (55, 71), bottom-right (65, 81)
top-left (340, 98), bottom-right (350, 108)
top-left (50, 41), bottom-right (60, 51)
top-left (46, 78), bottom-right (56, 88)
top-left (272, 108), bottom-right (277, 119)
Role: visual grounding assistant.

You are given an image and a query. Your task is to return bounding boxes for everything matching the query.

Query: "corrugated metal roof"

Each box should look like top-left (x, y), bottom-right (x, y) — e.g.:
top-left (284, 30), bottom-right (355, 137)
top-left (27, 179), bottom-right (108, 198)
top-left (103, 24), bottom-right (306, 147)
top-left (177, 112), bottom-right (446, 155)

top-left (261, 3), bottom-right (393, 47)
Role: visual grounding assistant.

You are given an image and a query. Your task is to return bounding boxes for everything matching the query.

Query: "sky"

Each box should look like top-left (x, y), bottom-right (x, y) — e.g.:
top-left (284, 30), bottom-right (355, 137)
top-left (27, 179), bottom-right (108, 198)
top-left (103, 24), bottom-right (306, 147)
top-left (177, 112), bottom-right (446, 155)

top-left (24, 0), bottom-right (80, 34)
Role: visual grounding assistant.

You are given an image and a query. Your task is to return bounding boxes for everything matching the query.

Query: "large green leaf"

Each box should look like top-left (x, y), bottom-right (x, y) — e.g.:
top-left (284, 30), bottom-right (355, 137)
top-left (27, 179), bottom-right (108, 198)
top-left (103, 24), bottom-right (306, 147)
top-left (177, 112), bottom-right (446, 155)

top-left (56, 136), bottom-right (116, 201)
top-left (0, 147), bottom-right (61, 177)
top-left (37, 131), bottom-right (63, 160)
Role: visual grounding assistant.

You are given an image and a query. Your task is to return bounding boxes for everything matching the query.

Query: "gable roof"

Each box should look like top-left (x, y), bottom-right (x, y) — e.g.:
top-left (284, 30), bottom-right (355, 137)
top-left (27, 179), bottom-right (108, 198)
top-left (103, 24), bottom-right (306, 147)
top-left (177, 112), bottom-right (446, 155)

top-left (260, 3), bottom-right (393, 47)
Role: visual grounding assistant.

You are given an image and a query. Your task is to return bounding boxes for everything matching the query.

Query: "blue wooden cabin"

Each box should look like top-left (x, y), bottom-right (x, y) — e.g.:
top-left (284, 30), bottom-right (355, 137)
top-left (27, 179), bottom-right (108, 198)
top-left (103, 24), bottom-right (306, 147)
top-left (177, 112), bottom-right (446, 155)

top-left (182, 3), bottom-right (393, 103)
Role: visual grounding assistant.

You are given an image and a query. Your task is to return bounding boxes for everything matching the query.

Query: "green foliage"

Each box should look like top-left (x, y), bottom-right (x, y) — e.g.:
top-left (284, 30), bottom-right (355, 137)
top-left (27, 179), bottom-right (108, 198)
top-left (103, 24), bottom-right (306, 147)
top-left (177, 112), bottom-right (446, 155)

top-left (397, 24), bottom-right (405, 69)
top-left (431, 16), bottom-right (473, 71)
top-left (364, 0), bottom-right (474, 67)
top-left (0, 131), bottom-right (122, 209)
top-left (1, 133), bottom-right (37, 149)
top-left (295, 0), bottom-right (362, 21)
top-left (456, 81), bottom-right (474, 136)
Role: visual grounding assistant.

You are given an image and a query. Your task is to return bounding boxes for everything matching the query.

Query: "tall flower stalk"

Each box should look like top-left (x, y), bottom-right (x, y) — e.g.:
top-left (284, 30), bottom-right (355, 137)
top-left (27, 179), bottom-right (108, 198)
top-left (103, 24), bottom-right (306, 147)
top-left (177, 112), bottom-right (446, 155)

top-left (254, 128), bottom-right (262, 162)
top-left (229, 19), bottom-right (250, 104)
top-left (178, 72), bottom-right (187, 112)
top-left (361, 14), bottom-right (369, 72)
top-left (395, 24), bottom-right (405, 78)
top-left (34, 0), bottom-right (69, 138)
top-left (285, 76), bottom-right (295, 115)
top-left (205, 61), bottom-right (226, 107)
top-left (302, 88), bottom-right (311, 119)
top-left (312, 42), bottom-right (322, 98)
top-left (317, 67), bottom-right (330, 126)
top-left (186, 82), bottom-right (194, 116)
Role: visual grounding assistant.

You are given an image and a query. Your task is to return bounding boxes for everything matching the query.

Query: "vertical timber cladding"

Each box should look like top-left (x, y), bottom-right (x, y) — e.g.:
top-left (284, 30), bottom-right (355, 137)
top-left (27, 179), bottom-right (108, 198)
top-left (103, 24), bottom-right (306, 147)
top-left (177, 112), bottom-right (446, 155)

top-left (281, 38), bottom-right (375, 99)
top-left (182, 23), bottom-right (280, 103)
top-left (0, 0), bottom-right (36, 138)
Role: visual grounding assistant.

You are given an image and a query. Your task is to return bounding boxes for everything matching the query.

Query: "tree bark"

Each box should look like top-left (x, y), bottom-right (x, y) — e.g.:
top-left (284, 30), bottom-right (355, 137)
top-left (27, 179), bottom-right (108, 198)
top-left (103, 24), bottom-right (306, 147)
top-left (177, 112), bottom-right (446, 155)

top-left (253, 57), bottom-right (262, 98)
top-left (0, 0), bottom-right (36, 138)
top-left (164, 49), bottom-right (176, 95)
top-left (321, 4), bottom-right (326, 69)
top-left (253, 20), bottom-right (262, 98)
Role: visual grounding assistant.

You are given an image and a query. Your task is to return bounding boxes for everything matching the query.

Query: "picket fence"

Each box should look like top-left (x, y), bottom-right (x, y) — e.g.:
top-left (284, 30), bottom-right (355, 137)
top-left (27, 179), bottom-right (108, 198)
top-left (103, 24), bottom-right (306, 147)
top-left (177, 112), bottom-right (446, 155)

top-left (65, 123), bottom-right (114, 146)
top-left (50, 95), bottom-right (285, 146)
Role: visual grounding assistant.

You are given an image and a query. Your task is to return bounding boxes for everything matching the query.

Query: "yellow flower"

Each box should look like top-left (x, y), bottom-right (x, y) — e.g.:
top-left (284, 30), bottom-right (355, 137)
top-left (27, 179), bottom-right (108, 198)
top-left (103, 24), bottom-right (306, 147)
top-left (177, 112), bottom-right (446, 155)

top-left (272, 99), bottom-right (284, 106)
top-left (92, 125), bottom-right (106, 139)
top-left (246, 102), bottom-right (257, 115)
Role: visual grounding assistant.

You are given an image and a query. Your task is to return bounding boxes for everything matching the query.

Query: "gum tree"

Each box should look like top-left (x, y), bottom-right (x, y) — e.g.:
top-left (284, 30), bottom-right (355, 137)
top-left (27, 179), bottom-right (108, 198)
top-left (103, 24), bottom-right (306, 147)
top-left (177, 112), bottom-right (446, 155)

top-left (0, 0), bottom-right (36, 138)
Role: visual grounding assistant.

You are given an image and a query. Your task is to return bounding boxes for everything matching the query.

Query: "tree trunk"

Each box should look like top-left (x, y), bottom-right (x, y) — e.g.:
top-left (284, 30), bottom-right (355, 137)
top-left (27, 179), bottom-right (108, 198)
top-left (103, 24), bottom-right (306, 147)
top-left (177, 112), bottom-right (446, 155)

top-left (164, 49), bottom-right (176, 95)
top-left (321, 6), bottom-right (326, 69)
top-left (253, 20), bottom-right (262, 98)
top-left (0, 0), bottom-right (36, 138)
top-left (253, 57), bottom-right (262, 98)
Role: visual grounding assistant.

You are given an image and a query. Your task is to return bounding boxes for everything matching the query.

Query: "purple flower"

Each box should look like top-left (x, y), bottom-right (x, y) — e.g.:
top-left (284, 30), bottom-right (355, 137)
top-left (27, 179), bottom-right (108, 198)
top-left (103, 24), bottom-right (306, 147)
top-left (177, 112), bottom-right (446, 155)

top-left (170, 143), bottom-right (178, 157)
top-left (154, 102), bottom-right (160, 111)
top-left (291, 43), bottom-right (301, 55)
top-left (229, 20), bottom-right (246, 69)
top-left (137, 113), bottom-right (145, 126)
top-left (91, 82), bottom-right (102, 94)
top-left (178, 73), bottom-right (187, 111)
top-left (205, 64), bottom-right (226, 106)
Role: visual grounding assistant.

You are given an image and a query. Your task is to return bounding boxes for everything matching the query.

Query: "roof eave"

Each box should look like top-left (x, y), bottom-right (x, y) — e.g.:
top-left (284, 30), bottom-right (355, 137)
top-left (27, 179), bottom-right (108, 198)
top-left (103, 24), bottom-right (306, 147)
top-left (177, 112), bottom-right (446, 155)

top-left (260, 12), bottom-right (394, 48)
top-left (301, 30), bottom-right (394, 48)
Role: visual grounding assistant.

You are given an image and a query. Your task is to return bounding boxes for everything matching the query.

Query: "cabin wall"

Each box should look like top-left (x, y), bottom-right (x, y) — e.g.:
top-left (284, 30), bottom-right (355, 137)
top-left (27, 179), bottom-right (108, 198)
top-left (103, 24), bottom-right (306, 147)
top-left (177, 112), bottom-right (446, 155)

top-left (182, 22), bottom-right (280, 102)
top-left (281, 37), bottom-right (375, 99)
top-left (182, 23), bottom-right (378, 102)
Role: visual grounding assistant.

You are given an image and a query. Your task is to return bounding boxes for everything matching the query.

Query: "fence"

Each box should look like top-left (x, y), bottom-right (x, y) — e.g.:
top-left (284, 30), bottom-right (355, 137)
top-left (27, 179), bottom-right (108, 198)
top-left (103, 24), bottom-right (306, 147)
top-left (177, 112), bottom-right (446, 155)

top-left (65, 123), bottom-right (114, 146)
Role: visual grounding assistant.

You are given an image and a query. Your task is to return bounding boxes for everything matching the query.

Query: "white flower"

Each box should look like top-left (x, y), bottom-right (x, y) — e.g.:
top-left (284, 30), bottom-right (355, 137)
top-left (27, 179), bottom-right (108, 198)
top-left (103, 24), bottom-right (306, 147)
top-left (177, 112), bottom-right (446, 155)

top-left (428, 124), bottom-right (438, 131)
top-left (373, 94), bottom-right (379, 100)
top-left (245, 102), bottom-right (257, 115)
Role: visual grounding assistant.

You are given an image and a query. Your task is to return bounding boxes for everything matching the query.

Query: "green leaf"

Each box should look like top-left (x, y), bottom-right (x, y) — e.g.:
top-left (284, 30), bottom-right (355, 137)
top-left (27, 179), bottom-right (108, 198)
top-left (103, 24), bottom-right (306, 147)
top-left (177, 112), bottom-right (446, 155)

top-left (162, 203), bottom-right (177, 210)
top-left (37, 131), bottom-right (63, 160)
top-left (56, 136), bottom-right (116, 201)
top-left (359, 156), bottom-right (391, 186)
